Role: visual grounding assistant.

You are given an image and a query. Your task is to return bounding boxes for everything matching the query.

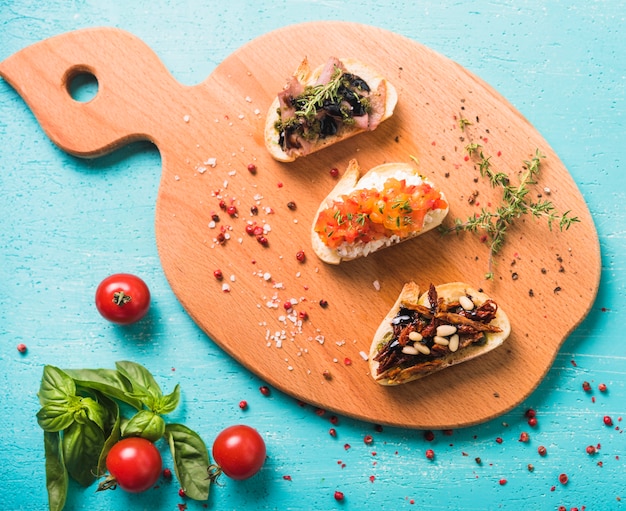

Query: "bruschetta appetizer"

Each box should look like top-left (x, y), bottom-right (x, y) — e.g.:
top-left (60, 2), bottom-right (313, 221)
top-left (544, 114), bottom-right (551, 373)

top-left (311, 159), bottom-right (449, 264)
top-left (264, 57), bottom-right (398, 162)
top-left (369, 282), bottom-right (511, 386)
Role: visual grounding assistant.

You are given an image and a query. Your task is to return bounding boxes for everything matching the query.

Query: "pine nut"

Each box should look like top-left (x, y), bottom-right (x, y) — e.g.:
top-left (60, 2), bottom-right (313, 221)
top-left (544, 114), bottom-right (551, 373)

top-left (449, 334), bottom-right (460, 352)
top-left (436, 325), bottom-right (457, 337)
top-left (414, 343), bottom-right (431, 355)
top-left (408, 331), bottom-right (423, 342)
top-left (433, 336), bottom-right (449, 346)
top-left (402, 345), bottom-right (419, 355)
top-left (459, 295), bottom-right (475, 311)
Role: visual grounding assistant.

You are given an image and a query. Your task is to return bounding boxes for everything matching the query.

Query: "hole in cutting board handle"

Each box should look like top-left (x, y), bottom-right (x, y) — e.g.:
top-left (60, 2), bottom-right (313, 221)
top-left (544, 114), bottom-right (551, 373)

top-left (65, 66), bottom-right (99, 103)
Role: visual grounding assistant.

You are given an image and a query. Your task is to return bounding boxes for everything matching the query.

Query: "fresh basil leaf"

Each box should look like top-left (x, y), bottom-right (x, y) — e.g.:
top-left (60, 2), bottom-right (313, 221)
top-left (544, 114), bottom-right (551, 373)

top-left (81, 397), bottom-right (108, 432)
top-left (115, 360), bottom-right (163, 398)
top-left (96, 395), bottom-right (121, 476)
top-left (165, 423), bottom-right (210, 501)
top-left (36, 403), bottom-right (76, 432)
top-left (64, 368), bottom-right (143, 410)
top-left (155, 384), bottom-right (180, 415)
top-left (62, 419), bottom-right (105, 487)
top-left (39, 366), bottom-right (76, 405)
top-left (44, 431), bottom-right (68, 511)
top-left (122, 410), bottom-right (165, 442)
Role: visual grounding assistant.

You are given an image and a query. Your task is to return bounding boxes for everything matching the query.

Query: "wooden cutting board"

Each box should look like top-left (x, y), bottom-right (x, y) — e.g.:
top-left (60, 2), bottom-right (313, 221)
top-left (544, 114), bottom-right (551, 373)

top-left (0, 22), bottom-right (600, 429)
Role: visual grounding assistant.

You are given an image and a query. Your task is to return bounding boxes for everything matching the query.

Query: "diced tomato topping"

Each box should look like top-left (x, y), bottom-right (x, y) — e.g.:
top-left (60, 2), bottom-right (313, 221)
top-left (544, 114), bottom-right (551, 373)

top-left (314, 178), bottom-right (447, 249)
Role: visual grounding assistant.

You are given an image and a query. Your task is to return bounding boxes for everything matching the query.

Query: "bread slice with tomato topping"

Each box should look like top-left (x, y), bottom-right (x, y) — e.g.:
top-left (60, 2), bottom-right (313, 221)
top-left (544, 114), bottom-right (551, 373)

top-left (369, 282), bottom-right (511, 386)
top-left (264, 57), bottom-right (398, 162)
top-left (311, 159), bottom-right (449, 264)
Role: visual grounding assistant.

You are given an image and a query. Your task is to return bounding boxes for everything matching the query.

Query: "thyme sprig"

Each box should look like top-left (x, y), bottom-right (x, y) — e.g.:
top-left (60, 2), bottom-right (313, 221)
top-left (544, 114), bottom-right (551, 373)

top-left (294, 66), bottom-right (345, 121)
top-left (442, 145), bottom-right (580, 279)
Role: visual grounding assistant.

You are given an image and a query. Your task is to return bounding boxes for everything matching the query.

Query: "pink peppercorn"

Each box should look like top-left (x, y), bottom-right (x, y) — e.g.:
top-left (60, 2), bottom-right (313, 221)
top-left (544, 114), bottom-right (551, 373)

top-left (519, 432), bottom-right (530, 442)
top-left (330, 167), bottom-right (339, 178)
top-left (537, 445), bottom-right (547, 456)
top-left (296, 250), bottom-right (306, 262)
top-left (598, 383), bottom-right (607, 392)
top-left (582, 381), bottom-right (592, 392)
top-left (558, 473), bottom-right (569, 485)
top-left (528, 417), bottom-right (538, 427)
top-left (247, 163), bottom-right (257, 174)
top-left (213, 269), bottom-right (223, 280)
top-left (334, 490), bottom-right (344, 501)
top-left (259, 385), bottom-right (270, 396)
top-left (586, 445), bottom-right (597, 455)
top-left (239, 400), bottom-right (248, 410)
top-left (603, 415), bottom-right (613, 426)
top-left (162, 468), bottom-right (173, 480)
top-left (364, 435), bottom-right (373, 445)
top-left (499, 479), bottom-right (507, 486)
top-left (425, 449), bottom-right (435, 460)
top-left (495, 437), bottom-right (503, 444)
top-left (17, 343), bottom-right (27, 353)
top-left (329, 428), bottom-right (337, 437)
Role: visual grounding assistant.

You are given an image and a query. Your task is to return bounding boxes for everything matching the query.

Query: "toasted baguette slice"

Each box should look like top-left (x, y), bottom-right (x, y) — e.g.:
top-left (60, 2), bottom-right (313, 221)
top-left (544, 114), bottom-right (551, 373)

top-left (311, 159), bottom-right (449, 264)
top-left (369, 282), bottom-right (511, 386)
top-left (264, 57), bottom-right (398, 162)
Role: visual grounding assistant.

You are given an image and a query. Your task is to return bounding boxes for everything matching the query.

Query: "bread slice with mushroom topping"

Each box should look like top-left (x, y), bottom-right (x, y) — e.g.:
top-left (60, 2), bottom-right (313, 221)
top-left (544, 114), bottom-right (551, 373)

top-left (264, 57), bottom-right (398, 162)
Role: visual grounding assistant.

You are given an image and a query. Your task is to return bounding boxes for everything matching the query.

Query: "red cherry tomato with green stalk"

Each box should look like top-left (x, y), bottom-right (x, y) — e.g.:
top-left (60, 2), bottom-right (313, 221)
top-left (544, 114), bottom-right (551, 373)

top-left (211, 425), bottom-right (266, 480)
top-left (95, 273), bottom-right (150, 324)
top-left (101, 437), bottom-right (162, 493)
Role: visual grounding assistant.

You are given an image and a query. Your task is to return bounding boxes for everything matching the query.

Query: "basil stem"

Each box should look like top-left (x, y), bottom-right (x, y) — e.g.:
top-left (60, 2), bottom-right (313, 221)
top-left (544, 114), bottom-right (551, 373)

top-left (165, 423), bottom-right (211, 501)
top-left (44, 431), bottom-right (68, 511)
top-left (62, 419), bottom-right (105, 487)
top-left (123, 410), bottom-right (166, 442)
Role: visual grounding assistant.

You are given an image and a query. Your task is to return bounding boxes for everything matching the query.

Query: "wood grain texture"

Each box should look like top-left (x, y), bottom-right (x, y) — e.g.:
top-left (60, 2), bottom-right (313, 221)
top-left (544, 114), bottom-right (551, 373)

top-left (2, 3), bottom-right (624, 510)
top-left (0, 22), bottom-right (600, 429)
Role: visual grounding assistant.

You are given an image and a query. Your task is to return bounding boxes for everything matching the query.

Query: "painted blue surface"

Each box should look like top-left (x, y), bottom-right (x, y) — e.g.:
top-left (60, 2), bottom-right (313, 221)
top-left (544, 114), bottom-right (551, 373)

top-left (1, 1), bottom-right (624, 510)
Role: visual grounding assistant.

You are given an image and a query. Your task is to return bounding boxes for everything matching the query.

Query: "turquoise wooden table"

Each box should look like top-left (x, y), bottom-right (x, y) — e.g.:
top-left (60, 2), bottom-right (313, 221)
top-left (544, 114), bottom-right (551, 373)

top-left (1, 1), bottom-right (624, 510)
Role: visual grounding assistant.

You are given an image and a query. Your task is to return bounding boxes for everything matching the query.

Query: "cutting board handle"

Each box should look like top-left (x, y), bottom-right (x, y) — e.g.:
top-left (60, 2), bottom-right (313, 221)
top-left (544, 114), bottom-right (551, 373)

top-left (0, 27), bottom-right (183, 158)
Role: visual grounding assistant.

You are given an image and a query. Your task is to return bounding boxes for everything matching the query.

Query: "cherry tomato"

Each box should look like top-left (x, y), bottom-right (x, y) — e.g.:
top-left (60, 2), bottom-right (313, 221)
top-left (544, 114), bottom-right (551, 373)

top-left (212, 425), bottom-right (266, 480)
top-left (95, 273), bottom-right (150, 324)
top-left (105, 437), bottom-right (162, 493)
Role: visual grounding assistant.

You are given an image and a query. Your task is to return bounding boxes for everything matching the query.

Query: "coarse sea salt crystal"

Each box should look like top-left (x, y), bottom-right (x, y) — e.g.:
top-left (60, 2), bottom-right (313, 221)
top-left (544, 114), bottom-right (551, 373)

top-left (183, 114), bottom-right (190, 122)
top-left (245, 96), bottom-right (252, 103)
top-left (359, 351), bottom-right (369, 361)
top-left (263, 272), bottom-right (272, 281)
top-left (205, 158), bottom-right (217, 167)
top-left (221, 283), bottom-right (230, 292)
top-left (373, 280), bottom-right (381, 291)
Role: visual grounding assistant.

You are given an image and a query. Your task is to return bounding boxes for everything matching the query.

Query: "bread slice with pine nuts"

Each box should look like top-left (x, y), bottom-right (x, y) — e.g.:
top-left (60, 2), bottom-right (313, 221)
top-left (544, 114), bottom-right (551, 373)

top-left (369, 282), bottom-right (511, 385)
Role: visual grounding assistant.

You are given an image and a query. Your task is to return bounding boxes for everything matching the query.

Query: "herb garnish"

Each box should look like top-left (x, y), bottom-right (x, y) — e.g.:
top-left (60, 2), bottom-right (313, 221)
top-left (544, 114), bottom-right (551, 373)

top-left (441, 145), bottom-right (580, 279)
top-left (37, 361), bottom-right (211, 510)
